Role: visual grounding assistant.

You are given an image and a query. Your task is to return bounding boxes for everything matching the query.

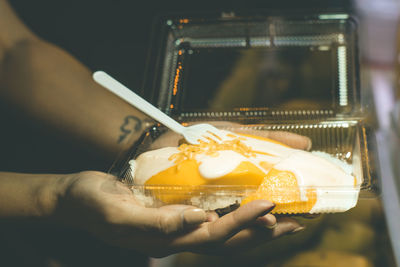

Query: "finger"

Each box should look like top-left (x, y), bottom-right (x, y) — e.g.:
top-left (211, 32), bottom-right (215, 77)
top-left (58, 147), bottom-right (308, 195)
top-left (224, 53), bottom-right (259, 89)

top-left (221, 217), bottom-right (303, 252)
top-left (206, 210), bottom-right (219, 223)
top-left (255, 213), bottom-right (277, 229)
top-left (128, 205), bottom-right (207, 235)
top-left (301, 213), bottom-right (321, 219)
top-left (154, 121), bottom-right (312, 150)
top-left (160, 205), bottom-right (208, 231)
top-left (266, 131), bottom-right (312, 150)
top-left (206, 200), bottom-right (275, 241)
top-left (166, 200), bottom-right (275, 251)
top-left (235, 129), bottom-right (312, 150)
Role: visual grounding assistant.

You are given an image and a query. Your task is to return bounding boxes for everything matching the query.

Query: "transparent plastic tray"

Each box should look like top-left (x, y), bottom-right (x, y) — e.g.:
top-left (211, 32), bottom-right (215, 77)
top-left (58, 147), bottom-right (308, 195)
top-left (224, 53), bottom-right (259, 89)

top-left (109, 13), bottom-right (378, 214)
top-left (109, 121), bottom-right (377, 214)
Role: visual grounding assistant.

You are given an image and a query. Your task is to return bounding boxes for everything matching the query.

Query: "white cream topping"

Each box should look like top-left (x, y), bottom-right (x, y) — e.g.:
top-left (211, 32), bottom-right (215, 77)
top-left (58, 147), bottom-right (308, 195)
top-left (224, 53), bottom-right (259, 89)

top-left (132, 131), bottom-right (355, 187)
top-left (196, 151), bottom-right (247, 179)
top-left (130, 130), bottom-right (359, 212)
top-left (133, 147), bottom-right (178, 184)
top-left (191, 130), bottom-right (294, 179)
top-left (274, 150), bottom-right (355, 187)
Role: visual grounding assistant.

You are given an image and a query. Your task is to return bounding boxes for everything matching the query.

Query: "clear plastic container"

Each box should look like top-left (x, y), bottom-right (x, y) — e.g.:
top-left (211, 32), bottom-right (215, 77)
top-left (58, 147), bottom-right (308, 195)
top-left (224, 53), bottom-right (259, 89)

top-left (109, 12), bottom-right (379, 214)
top-left (110, 120), bottom-right (376, 214)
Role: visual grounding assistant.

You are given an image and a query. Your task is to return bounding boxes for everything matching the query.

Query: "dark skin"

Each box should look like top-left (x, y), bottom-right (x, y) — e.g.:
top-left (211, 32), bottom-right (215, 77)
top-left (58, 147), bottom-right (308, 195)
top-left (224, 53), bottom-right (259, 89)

top-left (0, 0), bottom-right (310, 262)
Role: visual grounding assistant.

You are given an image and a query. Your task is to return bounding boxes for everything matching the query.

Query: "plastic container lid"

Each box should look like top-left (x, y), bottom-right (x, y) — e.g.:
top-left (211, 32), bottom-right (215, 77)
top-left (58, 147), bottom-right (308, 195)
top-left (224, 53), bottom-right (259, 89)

top-left (110, 12), bottom-right (379, 214)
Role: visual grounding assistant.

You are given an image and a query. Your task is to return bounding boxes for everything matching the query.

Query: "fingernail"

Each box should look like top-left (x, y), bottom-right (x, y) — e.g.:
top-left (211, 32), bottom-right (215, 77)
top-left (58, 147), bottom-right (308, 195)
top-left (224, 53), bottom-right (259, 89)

top-left (288, 226), bottom-right (306, 235)
top-left (182, 208), bottom-right (206, 225)
top-left (261, 203), bottom-right (276, 216)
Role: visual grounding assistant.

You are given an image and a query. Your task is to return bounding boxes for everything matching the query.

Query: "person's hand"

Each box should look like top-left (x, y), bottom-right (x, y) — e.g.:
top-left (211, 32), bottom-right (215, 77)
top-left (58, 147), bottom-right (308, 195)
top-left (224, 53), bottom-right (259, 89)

top-left (150, 121), bottom-right (312, 151)
top-left (148, 121), bottom-right (315, 227)
top-left (53, 171), bottom-right (302, 257)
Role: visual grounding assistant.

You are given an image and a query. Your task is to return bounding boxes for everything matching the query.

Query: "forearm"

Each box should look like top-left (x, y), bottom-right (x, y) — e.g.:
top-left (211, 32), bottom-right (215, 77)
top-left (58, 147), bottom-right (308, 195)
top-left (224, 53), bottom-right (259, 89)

top-left (0, 0), bottom-right (153, 162)
top-left (0, 172), bottom-right (67, 220)
top-left (0, 38), bottom-right (153, 159)
top-left (0, 0), bottom-right (37, 49)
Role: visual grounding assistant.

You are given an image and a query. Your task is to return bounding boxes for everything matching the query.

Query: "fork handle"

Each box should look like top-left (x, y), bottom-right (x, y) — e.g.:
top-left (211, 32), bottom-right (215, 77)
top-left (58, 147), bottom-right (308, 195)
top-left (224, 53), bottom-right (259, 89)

top-left (93, 71), bottom-right (185, 134)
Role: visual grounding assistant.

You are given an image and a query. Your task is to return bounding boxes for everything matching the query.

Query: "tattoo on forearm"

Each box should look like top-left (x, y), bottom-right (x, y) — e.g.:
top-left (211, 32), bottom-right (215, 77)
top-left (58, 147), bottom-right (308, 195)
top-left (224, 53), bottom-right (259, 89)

top-left (118, 115), bottom-right (142, 143)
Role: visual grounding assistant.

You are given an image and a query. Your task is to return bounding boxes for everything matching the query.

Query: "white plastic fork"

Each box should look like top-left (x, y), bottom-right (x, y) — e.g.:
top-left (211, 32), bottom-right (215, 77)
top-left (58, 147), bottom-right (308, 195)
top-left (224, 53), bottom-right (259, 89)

top-left (93, 71), bottom-right (226, 145)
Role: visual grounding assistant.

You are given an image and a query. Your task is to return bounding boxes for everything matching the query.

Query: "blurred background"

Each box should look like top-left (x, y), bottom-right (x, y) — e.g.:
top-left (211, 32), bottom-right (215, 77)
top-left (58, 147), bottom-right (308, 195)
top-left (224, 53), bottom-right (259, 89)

top-left (8, 0), bottom-right (355, 98)
top-left (3, 0), bottom-right (400, 266)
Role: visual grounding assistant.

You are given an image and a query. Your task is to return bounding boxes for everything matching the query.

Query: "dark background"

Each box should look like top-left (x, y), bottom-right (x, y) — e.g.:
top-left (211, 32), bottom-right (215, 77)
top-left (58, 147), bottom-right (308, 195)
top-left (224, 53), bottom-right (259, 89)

top-left (1, 1), bottom-right (358, 267)
top-left (0, 0), bottom-right (353, 174)
top-left (10, 0), bottom-right (353, 97)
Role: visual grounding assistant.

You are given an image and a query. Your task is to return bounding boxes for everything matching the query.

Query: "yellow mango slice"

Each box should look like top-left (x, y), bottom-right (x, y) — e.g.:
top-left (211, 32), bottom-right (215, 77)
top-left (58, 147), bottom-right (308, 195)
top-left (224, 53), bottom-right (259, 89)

top-left (242, 168), bottom-right (317, 214)
top-left (208, 161), bottom-right (266, 186)
top-left (145, 159), bottom-right (266, 204)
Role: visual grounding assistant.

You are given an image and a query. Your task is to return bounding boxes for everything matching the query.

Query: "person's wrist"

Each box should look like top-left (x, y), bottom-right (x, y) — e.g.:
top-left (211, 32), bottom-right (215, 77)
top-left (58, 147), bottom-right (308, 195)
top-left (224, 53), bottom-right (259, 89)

top-left (36, 173), bottom-right (75, 220)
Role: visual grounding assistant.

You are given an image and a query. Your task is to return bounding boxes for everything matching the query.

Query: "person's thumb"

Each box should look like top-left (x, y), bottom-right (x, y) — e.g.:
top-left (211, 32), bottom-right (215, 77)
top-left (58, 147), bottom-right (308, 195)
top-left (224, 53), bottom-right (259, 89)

top-left (153, 205), bottom-right (207, 234)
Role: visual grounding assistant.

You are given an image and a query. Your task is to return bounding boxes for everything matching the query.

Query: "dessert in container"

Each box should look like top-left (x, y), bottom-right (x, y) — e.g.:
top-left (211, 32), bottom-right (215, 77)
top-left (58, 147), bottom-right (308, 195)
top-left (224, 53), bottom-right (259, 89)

top-left (109, 12), bottom-right (379, 214)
